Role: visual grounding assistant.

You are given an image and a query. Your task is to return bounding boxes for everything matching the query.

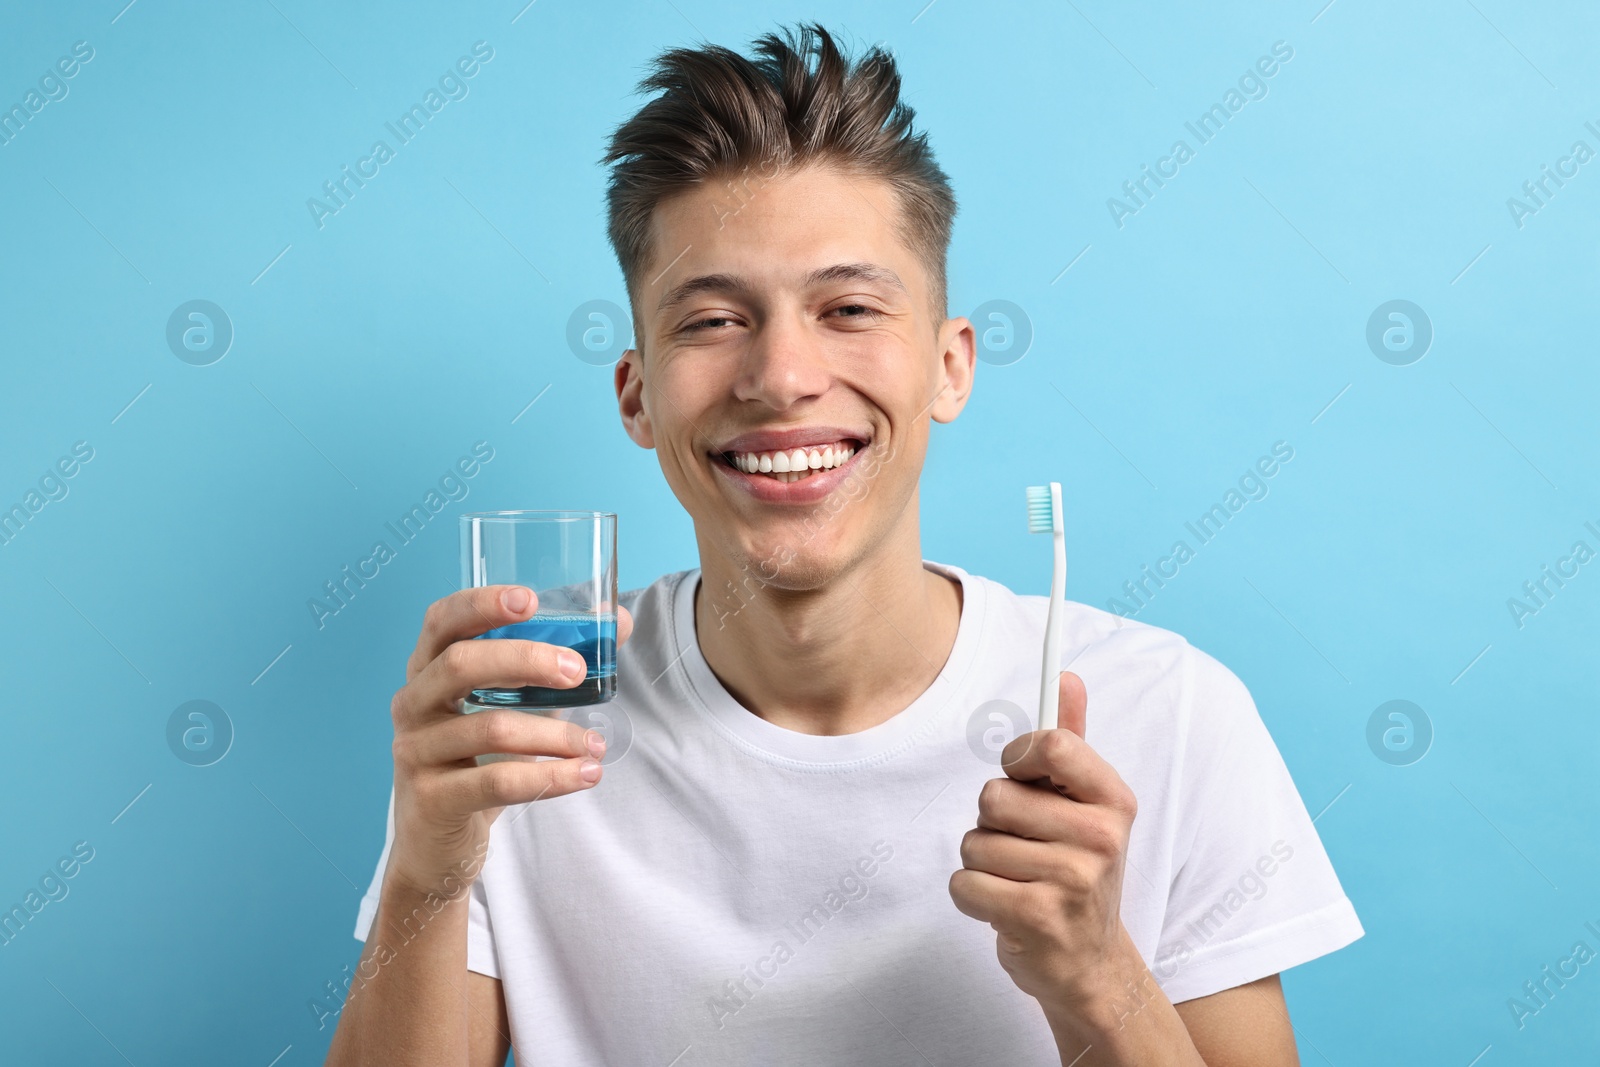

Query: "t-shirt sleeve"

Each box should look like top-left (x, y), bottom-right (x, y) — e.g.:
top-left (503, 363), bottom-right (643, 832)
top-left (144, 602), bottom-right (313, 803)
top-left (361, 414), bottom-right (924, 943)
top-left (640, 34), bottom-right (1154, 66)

top-left (352, 783), bottom-right (502, 980)
top-left (1152, 645), bottom-right (1363, 1005)
top-left (352, 786), bottom-right (394, 943)
top-left (464, 876), bottom-right (502, 979)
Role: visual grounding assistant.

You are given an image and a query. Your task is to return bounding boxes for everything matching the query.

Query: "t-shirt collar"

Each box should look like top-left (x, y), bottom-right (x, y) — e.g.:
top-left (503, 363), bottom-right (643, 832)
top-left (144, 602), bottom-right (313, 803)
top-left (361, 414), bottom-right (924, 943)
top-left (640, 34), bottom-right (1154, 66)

top-left (671, 559), bottom-right (985, 768)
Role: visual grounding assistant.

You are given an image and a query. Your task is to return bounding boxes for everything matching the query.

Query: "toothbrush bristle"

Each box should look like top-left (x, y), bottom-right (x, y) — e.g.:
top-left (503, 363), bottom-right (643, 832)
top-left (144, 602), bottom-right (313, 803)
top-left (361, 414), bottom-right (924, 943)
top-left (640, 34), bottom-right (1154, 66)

top-left (1025, 485), bottom-right (1054, 533)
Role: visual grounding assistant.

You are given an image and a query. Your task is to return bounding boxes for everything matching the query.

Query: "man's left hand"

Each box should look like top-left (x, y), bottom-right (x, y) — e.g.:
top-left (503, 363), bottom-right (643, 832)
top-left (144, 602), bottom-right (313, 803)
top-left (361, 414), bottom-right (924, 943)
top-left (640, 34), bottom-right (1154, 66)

top-left (948, 671), bottom-right (1144, 1016)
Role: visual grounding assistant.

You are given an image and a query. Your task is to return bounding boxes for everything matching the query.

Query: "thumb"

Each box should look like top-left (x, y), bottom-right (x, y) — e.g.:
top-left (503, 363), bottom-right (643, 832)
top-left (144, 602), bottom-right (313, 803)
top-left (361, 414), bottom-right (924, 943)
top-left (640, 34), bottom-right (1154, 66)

top-left (1057, 670), bottom-right (1087, 739)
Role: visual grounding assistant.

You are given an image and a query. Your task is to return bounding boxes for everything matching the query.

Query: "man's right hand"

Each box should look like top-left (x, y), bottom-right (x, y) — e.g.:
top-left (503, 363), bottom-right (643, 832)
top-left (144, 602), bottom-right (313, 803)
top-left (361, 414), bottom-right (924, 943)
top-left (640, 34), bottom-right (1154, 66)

top-left (385, 584), bottom-right (635, 898)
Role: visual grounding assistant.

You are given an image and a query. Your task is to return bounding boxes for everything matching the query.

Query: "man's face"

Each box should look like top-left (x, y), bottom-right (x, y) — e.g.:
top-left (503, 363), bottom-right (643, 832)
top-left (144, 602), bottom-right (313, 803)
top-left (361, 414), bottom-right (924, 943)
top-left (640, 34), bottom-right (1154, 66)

top-left (614, 162), bottom-right (974, 591)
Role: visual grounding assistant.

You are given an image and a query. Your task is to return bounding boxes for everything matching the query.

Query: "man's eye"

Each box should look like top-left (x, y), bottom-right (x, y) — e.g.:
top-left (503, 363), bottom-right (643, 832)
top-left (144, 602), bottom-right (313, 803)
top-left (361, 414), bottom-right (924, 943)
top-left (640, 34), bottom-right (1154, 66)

top-left (684, 306), bottom-right (880, 331)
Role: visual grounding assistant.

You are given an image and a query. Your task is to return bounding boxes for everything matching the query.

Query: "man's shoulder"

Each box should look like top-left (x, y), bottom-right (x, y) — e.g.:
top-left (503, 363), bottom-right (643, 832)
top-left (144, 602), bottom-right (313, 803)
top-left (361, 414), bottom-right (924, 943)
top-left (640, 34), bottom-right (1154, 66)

top-left (968, 566), bottom-right (1201, 670)
top-left (968, 567), bottom-right (1250, 729)
top-left (618, 567), bottom-right (695, 614)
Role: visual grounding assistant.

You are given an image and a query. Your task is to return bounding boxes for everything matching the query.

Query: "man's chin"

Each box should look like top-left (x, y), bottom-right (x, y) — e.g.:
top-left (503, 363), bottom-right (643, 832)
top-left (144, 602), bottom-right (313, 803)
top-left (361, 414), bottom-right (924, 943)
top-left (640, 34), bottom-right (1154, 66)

top-left (719, 531), bottom-right (840, 591)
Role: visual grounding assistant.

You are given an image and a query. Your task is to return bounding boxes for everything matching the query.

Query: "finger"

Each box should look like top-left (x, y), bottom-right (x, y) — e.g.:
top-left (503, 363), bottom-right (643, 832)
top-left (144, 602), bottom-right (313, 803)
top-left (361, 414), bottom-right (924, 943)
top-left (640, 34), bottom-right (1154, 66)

top-left (948, 866), bottom-right (1028, 928)
top-left (1057, 670), bottom-right (1087, 739)
top-left (999, 726), bottom-right (1128, 808)
top-left (975, 776), bottom-right (1088, 841)
top-left (591, 598), bottom-right (634, 649)
top-left (960, 827), bottom-right (1056, 882)
top-left (432, 754), bottom-right (603, 815)
top-left (400, 709), bottom-right (602, 768)
top-left (408, 585), bottom-right (539, 682)
top-left (397, 637), bottom-right (589, 726)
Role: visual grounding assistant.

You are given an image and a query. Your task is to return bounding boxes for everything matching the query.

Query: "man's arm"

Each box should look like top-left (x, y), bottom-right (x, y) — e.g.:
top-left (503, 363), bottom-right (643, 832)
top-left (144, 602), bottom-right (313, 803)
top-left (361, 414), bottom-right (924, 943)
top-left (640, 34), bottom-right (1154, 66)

top-left (325, 584), bottom-right (629, 1065)
top-left (1035, 943), bottom-right (1300, 1065)
top-left (1036, 966), bottom-right (1299, 1067)
top-left (1174, 974), bottom-right (1300, 1066)
top-left (324, 877), bottom-right (512, 1067)
top-left (950, 671), bottom-right (1302, 1065)
top-left (464, 973), bottom-right (514, 1066)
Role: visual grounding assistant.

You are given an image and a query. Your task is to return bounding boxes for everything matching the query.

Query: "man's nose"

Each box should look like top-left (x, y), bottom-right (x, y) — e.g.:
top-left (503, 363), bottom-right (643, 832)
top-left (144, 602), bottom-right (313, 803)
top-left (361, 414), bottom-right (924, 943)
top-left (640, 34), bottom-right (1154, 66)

top-left (732, 310), bottom-right (832, 409)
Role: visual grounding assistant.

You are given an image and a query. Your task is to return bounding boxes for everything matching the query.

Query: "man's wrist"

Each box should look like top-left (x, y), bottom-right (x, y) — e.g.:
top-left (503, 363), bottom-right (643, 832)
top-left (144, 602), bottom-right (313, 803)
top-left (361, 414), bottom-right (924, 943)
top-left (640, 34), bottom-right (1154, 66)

top-left (382, 839), bottom-right (493, 905)
top-left (1038, 931), bottom-right (1149, 1038)
top-left (1036, 928), bottom-right (1205, 1067)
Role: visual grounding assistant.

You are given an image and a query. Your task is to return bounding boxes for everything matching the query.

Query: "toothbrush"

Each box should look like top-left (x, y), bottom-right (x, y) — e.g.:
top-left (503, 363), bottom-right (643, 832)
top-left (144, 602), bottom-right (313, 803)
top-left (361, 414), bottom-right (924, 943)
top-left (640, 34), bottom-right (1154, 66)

top-left (1026, 482), bottom-right (1066, 731)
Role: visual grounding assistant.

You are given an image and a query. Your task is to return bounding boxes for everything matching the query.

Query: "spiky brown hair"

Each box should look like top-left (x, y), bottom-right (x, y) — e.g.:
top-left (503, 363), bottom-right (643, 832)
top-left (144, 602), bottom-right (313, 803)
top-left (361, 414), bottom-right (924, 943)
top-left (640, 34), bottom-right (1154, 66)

top-left (600, 22), bottom-right (957, 335)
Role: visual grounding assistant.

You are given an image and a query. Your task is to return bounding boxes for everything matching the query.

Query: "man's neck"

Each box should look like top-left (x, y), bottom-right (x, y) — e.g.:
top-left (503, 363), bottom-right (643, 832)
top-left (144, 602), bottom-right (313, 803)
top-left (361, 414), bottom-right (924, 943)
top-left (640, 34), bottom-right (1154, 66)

top-left (692, 530), bottom-right (963, 737)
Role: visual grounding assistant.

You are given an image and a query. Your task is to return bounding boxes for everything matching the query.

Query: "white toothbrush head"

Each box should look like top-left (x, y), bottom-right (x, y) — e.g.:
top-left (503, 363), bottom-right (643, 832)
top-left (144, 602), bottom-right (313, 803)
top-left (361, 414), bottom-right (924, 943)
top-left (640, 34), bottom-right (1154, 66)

top-left (1025, 483), bottom-right (1062, 535)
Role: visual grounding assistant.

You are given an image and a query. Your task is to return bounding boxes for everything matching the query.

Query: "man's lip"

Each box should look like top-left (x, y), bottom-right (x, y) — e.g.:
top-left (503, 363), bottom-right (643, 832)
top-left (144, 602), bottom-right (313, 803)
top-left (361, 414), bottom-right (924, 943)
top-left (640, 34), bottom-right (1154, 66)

top-left (711, 441), bottom-right (863, 503)
top-left (711, 427), bottom-right (870, 455)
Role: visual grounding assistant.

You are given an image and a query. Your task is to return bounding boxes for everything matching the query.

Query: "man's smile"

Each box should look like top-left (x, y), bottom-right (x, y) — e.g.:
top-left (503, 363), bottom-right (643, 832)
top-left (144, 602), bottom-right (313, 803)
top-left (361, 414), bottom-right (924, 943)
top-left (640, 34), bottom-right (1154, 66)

top-left (706, 427), bottom-right (874, 501)
top-left (721, 440), bottom-right (857, 481)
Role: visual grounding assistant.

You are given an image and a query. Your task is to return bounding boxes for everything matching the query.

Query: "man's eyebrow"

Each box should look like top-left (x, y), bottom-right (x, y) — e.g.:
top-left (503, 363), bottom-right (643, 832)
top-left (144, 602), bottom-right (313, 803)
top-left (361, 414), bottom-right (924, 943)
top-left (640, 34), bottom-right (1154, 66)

top-left (655, 262), bottom-right (907, 315)
top-left (804, 262), bottom-right (907, 294)
top-left (657, 273), bottom-right (746, 315)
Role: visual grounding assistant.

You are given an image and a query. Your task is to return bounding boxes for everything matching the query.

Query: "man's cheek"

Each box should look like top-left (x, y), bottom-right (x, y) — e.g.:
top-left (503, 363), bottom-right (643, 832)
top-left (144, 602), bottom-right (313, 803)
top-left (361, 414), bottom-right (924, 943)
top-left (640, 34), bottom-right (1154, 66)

top-left (838, 471), bottom-right (870, 503)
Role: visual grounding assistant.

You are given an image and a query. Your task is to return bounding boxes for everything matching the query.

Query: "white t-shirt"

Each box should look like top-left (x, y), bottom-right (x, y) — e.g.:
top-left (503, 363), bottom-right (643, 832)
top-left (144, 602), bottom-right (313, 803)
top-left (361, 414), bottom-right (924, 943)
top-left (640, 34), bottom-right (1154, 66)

top-left (355, 561), bottom-right (1362, 1064)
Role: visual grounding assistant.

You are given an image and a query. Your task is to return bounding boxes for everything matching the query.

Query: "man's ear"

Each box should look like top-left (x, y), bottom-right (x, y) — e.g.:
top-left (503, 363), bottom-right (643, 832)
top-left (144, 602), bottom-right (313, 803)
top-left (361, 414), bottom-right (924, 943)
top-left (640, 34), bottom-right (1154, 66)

top-left (615, 347), bottom-right (655, 449)
top-left (929, 315), bottom-right (976, 425)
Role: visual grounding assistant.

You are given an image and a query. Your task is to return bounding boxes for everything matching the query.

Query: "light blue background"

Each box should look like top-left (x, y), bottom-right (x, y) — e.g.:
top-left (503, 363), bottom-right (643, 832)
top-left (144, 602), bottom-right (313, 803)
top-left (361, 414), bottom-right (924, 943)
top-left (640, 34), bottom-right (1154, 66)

top-left (2, 1), bottom-right (1596, 1063)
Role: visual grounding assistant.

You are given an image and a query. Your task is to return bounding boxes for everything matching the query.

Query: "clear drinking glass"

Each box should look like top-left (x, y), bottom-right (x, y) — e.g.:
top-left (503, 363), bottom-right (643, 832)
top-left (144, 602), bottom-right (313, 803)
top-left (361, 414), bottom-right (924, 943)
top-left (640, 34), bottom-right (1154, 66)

top-left (459, 510), bottom-right (618, 710)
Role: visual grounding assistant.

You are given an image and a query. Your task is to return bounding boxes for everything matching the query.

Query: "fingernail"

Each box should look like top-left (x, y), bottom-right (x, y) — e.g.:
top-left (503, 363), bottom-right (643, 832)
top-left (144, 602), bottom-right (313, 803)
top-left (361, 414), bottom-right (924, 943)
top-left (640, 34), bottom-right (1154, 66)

top-left (503, 587), bottom-right (531, 614)
top-left (584, 730), bottom-right (607, 757)
top-left (559, 651), bottom-right (586, 680)
top-left (579, 758), bottom-right (602, 782)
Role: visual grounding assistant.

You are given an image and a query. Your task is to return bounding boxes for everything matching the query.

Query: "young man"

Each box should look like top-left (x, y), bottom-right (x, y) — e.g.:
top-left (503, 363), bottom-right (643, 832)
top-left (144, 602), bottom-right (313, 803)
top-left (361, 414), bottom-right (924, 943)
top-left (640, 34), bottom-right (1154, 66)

top-left (328, 23), bottom-right (1361, 1066)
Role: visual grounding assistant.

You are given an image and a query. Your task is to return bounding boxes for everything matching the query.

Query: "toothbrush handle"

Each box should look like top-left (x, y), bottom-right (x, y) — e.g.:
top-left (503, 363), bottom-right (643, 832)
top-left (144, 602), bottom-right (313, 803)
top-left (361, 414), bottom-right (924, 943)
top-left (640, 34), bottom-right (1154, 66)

top-left (1039, 529), bottom-right (1066, 731)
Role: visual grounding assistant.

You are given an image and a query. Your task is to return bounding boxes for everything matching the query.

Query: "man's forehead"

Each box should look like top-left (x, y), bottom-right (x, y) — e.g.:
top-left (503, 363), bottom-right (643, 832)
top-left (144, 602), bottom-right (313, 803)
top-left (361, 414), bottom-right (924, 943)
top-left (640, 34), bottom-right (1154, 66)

top-left (640, 165), bottom-right (911, 282)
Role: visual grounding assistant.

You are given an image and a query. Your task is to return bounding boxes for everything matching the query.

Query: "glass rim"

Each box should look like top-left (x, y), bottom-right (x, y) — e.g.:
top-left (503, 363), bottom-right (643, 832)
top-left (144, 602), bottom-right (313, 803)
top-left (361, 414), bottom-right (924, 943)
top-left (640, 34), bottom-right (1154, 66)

top-left (458, 510), bottom-right (616, 523)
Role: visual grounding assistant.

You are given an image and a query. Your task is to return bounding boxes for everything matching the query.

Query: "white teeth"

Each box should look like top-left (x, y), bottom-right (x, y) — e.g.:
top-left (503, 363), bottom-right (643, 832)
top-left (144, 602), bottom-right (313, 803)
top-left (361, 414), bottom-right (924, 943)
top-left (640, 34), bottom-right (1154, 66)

top-left (725, 440), bottom-right (860, 480)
